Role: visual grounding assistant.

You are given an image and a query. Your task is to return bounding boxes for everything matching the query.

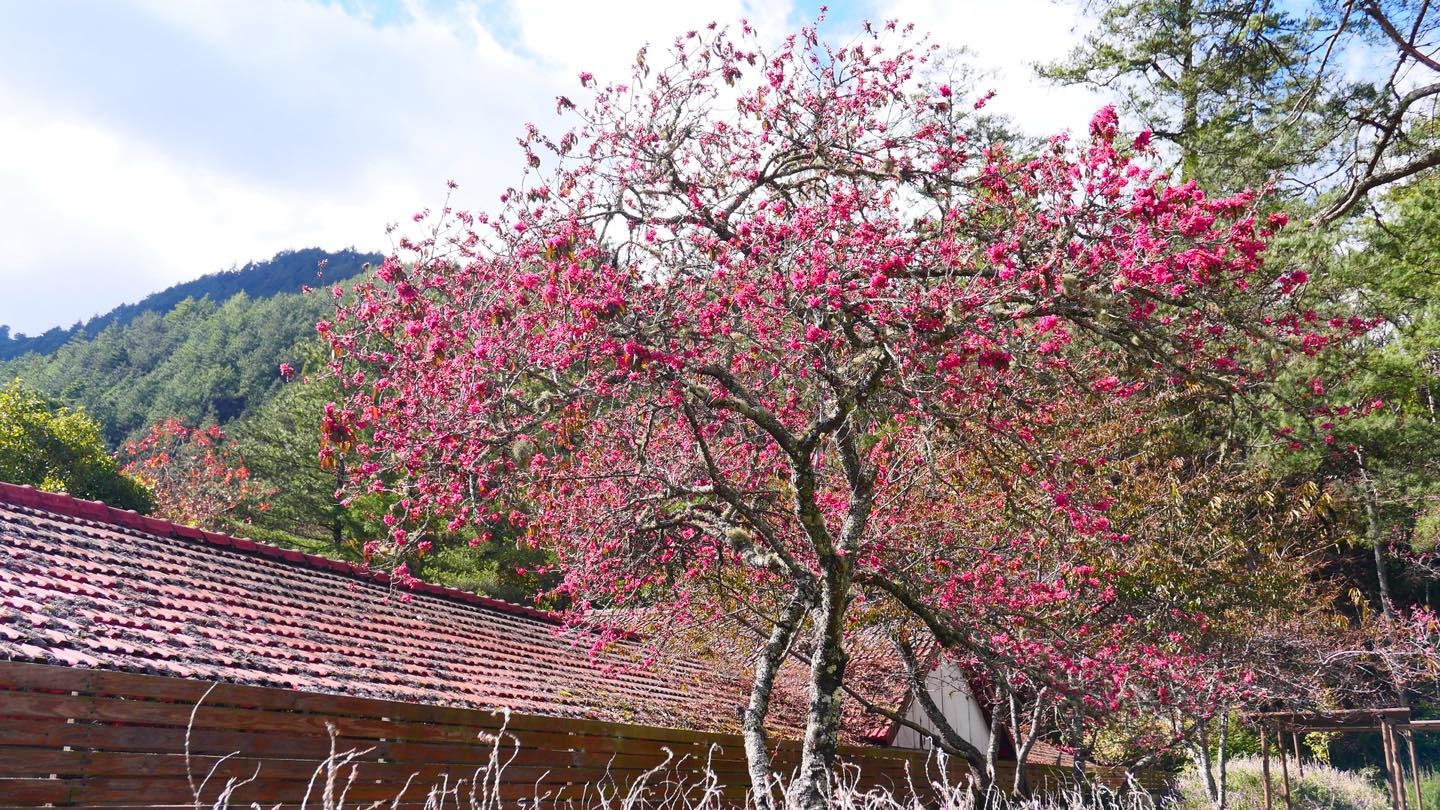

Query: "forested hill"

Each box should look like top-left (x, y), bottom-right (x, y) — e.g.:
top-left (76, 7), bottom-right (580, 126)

top-left (0, 248), bottom-right (378, 445)
top-left (0, 248), bottom-right (379, 361)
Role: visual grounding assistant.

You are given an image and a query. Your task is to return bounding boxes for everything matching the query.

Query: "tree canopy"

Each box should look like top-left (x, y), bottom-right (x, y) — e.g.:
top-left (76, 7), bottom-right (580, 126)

top-left (323, 20), bottom-right (1351, 808)
top-left (0, 248), bottom-right (378, 361)
top-left (1, 6), bottom-right (1435, 798)
top-left (2, 283), bottom-right (352, 444)
top-left (0, 380), bottom-right (152, 511)
top-left (1046, 0), bottom-right (1440, 223)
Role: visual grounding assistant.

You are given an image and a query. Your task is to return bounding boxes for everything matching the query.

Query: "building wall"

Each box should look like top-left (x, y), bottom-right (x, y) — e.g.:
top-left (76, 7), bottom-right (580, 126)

top-left (891, 660), bottom-right (991, 753)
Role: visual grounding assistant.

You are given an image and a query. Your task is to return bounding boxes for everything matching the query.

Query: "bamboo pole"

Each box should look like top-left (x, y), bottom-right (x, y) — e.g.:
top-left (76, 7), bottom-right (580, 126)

top-left (1405, 729), bottom-right (1422, 810)
top-left (1381, 720), bottom-right (1395, 810)
top-left (1381, 720), bottom-right (1402, 810)
top-left (1293, 731), bottom-right (1305, 777)
top-left (1279, 727), bottom-right (1294, 810)
top-left (1393, 723), bottom-right (1410, 810)
top-left (1261, 726), bottom-right (1274, 810)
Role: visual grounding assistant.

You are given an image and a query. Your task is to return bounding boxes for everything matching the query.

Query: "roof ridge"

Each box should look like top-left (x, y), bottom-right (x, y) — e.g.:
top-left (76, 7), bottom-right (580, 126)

top-left (0, 480), bottom-right (561, 625)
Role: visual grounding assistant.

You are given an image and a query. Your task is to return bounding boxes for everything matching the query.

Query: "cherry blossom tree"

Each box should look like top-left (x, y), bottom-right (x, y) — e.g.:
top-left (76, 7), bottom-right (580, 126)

top-left (865, 394), bottom-right (1321, 794)
top-left (326, 19), bottom-right (1333, 809)
top-left (121, 419), bottom-right (267, 531)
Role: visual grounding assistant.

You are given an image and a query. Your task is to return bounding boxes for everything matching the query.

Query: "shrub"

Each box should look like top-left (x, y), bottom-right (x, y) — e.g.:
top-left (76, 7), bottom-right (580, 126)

top-left (1173, 757), bottom-right (1389, 810)
top-left (1419, 770), bottom-right (1439, 810)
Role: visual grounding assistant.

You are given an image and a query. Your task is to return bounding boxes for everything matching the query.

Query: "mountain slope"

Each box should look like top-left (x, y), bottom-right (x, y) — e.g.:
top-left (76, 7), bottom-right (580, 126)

top-left (0, 247), bottom-right (378, 361)
top-left (0, 248), bottom-right (378, 444)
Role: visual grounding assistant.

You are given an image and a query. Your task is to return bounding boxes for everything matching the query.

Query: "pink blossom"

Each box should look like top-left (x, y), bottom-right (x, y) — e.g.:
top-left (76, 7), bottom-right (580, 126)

top-left (315, 18), bottom-right (1334, 773)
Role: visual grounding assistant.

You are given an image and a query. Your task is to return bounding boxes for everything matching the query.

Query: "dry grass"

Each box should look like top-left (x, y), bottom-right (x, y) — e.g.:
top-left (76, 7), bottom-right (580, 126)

top-left (1172, 757), bottom-right (1390, 810)
top-left (192, 722), bottom-right (1157, 810)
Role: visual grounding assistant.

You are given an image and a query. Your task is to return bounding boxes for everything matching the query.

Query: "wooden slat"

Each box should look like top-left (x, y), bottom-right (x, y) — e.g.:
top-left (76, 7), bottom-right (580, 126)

top-left (0, 662), bottom-right (961, 763)
top-left (8, 772), bottom-right (756, 805)
top-left (0, 781), bottom-right (72, 804)
top-left (0, 662), bottom-right (739, 747)
top-left (0, 662), bottom-right (1129, 808)
top-left (46, 776), bottom-right (756, 806)
top-left (0, 696), bottom-right (929, 778)
top-left (0, 689), bottom-right (747, 759)
top-left (0, 746), bottom-right (767, 786)
top-left (0, 718), bottom-right (761, 776)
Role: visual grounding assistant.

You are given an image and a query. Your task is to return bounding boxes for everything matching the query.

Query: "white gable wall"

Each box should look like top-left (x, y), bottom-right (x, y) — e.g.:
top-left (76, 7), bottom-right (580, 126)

top-left (890, 659), bottom-right (991, 752)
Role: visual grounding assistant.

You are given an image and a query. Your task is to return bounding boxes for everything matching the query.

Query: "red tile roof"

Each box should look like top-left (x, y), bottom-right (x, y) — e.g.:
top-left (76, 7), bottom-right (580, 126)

top-left (0, 481), bottom-right (1068, 765)
top-left (0, 481), bottom-right (756, 730)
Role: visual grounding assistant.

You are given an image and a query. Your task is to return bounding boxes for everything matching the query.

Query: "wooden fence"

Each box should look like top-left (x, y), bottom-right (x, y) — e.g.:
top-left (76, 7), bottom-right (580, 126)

top-left (0, 661), bottom-right (1153, 809)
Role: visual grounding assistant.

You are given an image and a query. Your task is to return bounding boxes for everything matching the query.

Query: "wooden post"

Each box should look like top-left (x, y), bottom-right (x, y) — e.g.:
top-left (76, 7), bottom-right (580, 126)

top-left (1279, 727), bottom-right (1294, 810)
top-left (1392, 723), bottom-right (1409, 810)
top-left (1261, 726), bottom-right (1273, 810)
top-left (1292, 731), bottom-right (1304, 777)
top-left (1381, 720), bottom-right (1395, 809)
top-left (1405, 729), bottom-right (1422, 810)
top-left (1381, 720), bottom-right (1402, 810)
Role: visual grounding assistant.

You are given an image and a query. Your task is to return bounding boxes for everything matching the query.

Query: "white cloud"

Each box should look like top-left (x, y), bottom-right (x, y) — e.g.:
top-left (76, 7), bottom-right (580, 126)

top-left (0, 0), bottom-right (542, 333)
top-left (502, 0), bottom-right (797, 74)
top-left (0, 0), bottom-right (1110, 335)
top-left (870, 0), bottom-right (1106, 136)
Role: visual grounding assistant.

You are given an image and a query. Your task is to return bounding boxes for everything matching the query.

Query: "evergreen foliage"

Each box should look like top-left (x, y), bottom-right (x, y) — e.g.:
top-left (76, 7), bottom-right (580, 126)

top-left (1043, 0), bottom-right (1440, 219)
top-left (0, 248), bottom-right (378, 360)
top-left (1046, 0), bottom-right (1440, 776)
top-left (0, 380), bottom-right (152, 511)
top-left (226, 349), bottom-right (354, 550)
top-left (0, 281), bottom-right (359, 445)
top-left (1041, 0), bottom-right (1330, 190)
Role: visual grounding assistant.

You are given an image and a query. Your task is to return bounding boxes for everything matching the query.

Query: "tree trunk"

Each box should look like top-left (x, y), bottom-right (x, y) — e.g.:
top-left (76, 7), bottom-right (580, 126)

top-left (745, 592), bottom-right (810, 810)
top-left (984, 709), bottom-right (1003, 804)
top-left (1217, 713), bottom-right (1231, 810)
top-left (1070, 710), bottom-right (1089, 786)
top-left (1355, 452), bottom-right (1395, 620)
top-left (1366, 480), bottom-right (1396, 621)
top-left (331, 455), bottom-right (346, 548)
top-left (1178, 0), bottom-right (1201, 181)
top-left (1010, 690), bottom-right (1047, 798)
top-left (1356, 454), bottom-right (1415, 708)
top-left (789, 584), bottom-right (849, 810)
top-left (1191, 716), bottom-right (1220, 808)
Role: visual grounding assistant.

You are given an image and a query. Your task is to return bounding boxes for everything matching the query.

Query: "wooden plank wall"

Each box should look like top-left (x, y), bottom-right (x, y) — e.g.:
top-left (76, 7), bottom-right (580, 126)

top-left (0, 662), bottom-right (1153, 809)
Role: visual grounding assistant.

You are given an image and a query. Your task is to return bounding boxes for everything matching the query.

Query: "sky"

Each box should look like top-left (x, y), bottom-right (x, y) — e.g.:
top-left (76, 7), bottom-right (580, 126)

top-left (0, 0), bottom-right (1104, 336)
